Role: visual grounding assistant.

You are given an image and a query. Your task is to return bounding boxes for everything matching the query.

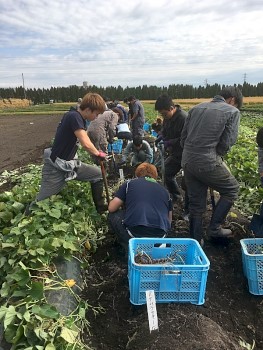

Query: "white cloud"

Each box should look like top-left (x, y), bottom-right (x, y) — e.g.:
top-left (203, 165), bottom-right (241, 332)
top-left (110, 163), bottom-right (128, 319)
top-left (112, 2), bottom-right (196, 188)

top-left (0, 0), bottom-right (262, 89)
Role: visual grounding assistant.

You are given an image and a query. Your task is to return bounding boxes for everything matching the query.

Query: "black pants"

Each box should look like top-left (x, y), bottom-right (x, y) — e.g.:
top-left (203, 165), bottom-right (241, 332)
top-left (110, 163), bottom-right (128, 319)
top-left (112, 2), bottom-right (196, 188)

top-left (183, 161), bottom-right (239, 217)
top-left (107, 210), bottom-right (166, 248)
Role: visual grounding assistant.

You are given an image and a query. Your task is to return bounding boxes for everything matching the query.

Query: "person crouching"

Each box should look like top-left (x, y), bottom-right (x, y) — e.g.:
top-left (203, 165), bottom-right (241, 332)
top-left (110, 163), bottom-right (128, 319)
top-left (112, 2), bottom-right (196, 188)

top-left (107, 163), bottom-right (173, 251)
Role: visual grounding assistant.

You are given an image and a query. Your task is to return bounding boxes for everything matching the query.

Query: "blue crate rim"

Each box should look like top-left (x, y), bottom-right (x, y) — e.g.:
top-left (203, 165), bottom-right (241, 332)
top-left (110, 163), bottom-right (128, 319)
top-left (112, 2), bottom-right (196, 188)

top-left (129, 237), bottom-right (210, 268)
top-left (240, 238), bottom-right (263, 256)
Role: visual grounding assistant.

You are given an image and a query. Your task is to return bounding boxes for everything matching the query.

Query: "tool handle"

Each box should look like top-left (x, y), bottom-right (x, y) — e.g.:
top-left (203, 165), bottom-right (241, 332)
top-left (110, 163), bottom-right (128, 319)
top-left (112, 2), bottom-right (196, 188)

top-left (100, 160), bottom-right (110, 204)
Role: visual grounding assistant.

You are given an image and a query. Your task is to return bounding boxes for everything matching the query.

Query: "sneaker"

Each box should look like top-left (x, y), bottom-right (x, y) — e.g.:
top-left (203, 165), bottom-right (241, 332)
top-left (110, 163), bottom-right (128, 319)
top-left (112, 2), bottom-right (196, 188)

top-left (207, 226), bottom-right (233, 238)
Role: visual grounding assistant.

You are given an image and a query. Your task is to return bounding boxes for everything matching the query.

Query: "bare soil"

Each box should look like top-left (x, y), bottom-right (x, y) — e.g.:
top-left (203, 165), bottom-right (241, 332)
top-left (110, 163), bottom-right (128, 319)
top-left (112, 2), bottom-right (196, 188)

top-left (1, 114), bottom-right (263, 350)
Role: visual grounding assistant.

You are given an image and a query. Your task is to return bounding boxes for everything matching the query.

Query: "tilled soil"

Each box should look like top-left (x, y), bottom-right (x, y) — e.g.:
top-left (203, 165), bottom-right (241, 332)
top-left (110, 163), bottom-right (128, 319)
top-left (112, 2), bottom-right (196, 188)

top-left (0, 114), bottom-right (62, 173)
top-left (1, 114), bottom-right (263, 350)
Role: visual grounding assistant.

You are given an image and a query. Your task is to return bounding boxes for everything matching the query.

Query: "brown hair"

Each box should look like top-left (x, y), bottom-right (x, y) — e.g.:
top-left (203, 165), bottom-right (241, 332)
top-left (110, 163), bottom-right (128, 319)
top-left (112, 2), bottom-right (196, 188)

top-left (111, 107), bottom-right (124, 121)
top-left (79, 93), bottom-right (105, 113)
top-left (135, 163), bottom-right (158, 179)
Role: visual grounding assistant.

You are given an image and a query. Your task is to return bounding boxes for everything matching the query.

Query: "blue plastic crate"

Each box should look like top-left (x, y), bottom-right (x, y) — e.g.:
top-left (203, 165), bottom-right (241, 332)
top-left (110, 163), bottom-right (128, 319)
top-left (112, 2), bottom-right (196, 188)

top-left (143, 123), bottom-right (150, 132)
top-left (240, 238), bottom-right (263, 295)
top-left (108, 139), bottom-right (123, 154)
top-left (128, 238), bottom-right (210, 305)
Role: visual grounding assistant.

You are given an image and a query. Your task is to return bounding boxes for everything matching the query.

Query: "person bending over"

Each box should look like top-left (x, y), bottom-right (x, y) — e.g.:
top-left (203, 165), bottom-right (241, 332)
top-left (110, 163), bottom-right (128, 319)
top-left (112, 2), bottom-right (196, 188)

top-left (108, 163), bottom-right (172, 249)
top-left (87, 108), bottom-right (118, 163)
top-left (34, 92), bottom-right (108, 214)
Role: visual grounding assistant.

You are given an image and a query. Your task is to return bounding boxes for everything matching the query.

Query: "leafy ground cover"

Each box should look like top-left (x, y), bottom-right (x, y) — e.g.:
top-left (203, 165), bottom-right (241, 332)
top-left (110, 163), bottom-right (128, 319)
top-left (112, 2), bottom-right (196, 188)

top-left (0, 104), bottom-right (262, 349)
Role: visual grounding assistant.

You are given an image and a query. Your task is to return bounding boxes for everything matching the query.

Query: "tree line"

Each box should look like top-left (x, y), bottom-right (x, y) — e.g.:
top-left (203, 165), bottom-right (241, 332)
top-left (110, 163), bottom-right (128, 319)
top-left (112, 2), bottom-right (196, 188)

top-left (0, 82), bottom-right (262, 104)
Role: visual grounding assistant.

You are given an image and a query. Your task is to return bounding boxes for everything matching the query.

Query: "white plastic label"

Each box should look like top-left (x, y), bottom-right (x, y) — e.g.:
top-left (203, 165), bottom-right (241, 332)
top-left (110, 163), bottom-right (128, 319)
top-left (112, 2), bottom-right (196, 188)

top-left (146, 290), bottom-right (159, 332)
top-left (119, 168), bottom-right (124, 180)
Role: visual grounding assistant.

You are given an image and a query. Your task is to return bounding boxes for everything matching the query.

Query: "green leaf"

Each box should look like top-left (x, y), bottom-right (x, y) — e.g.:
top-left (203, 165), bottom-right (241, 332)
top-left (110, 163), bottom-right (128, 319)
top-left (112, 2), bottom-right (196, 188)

top-left (53, 222), bottom-right (69, 232)
top-left (60, 326), bottom-right (78, 344)
top-left (48, 208), bottom-right (61, 219)
top-left (10, 226), bottom-right (21, 235)
top-left (29, 281), bottom-right (44, 300)
top-left (0, 256), bottom-right (7, 268)
top-left (0, 202), bottom-right (6, 211)
top-left (1, 282), bottom-right (10, 298)
top-left (23, 310), bottom-right (31, 322)
top-left (51, 237), bottom-right (63, 248)
top-left (45, 344), bottom-right (56, 350)
top-left (12, 324), bottom-right (24, 344)
top-left (11, 290), bottom-right (27, 298)
top-left (12, 201), bottom-right (25, 212)
top-left (38, 227), bottom-right (47, 236)
top-left (32, 304), bottom-right (59, 320)
top-left (0, 306), bottom-right (7, 321)
top-left (79, 307), bottom-right (86, 319)
top-left (11, 268), bottom-right (31, 286)
top-left (4, 324), bottom-right (18, 343)
top-left (63, 241), bottom-right (78, 251)
top-left (34, 327), bottom-right (48, 340)
top-left (28, 249), bottom-right (37, 256)
top-left (0, 210), bottom-right (13, 222)
top-left (4, 305), bottom-right (18, 329)
top-left (2, 242), bottom-right (16, 248)
top-left (36, 248), bottom-right (46, 255)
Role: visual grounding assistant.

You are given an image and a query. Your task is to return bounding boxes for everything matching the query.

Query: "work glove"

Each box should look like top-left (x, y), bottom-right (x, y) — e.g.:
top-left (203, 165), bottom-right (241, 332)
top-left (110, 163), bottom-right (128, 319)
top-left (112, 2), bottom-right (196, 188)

top-left (155, 135), bottom-right (163, 146)
top-left (97, 151), bottom-right (107, 160)
top-left (163, 140), bottom-right (172, 148)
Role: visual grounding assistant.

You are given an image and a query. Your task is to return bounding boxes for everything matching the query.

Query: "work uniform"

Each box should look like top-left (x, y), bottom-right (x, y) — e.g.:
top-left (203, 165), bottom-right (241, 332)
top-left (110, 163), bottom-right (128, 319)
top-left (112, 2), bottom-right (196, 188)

top-left (88, 110), bottom-right (118, 153)
top-left (181, 95), bottom-right (240, 217)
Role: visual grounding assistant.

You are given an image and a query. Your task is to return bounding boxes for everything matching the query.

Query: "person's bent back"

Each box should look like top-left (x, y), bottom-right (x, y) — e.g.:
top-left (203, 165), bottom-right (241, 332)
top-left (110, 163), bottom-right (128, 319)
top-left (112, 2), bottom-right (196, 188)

top-left (108, 163), bottom-right (172, 250)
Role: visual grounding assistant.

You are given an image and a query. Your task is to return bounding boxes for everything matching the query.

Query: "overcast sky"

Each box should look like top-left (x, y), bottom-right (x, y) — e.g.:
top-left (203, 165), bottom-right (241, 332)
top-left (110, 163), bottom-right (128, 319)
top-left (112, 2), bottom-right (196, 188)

top-left (0, 0), bottom-right (262, 89)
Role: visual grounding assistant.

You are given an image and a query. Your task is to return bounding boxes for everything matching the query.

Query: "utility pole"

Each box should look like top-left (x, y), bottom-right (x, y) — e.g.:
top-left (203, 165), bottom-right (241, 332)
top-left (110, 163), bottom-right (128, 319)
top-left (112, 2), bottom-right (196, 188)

top-left (243, 73), bottom-right (247, 83)
top-left (22, 73), bottom-right (26, 99)
top-left (204, 79), bottom-right (208, 87)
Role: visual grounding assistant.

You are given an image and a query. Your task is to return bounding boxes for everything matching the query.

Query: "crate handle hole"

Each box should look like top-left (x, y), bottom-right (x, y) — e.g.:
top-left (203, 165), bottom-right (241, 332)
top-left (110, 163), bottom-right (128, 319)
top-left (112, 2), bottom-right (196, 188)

top-left (154, 243), bottom-right (171, 248)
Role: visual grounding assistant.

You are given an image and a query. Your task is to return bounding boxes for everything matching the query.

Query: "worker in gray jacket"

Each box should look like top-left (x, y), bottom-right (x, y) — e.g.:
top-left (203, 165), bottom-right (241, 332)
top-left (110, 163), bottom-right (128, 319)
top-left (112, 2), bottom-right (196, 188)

top-left (181, 86), bottom-right (243, 244)
top-left (127, 96), bottom-right (145, 137)
top-left (88, 109), bottom-right (118, 164)
top-left (119, 135), bottom-right (153, 167)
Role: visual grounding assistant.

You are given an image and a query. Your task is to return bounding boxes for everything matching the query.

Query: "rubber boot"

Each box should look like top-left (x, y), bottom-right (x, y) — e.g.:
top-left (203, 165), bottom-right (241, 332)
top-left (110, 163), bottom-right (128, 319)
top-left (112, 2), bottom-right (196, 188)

top-left (189, 216), bottom-right (204, 246)
top-left (207, 198), bottom-right (233, 237)
top-left (90, 181), bottom-right (108, 214)
top-left (165, 176), bottom-right (182, 203)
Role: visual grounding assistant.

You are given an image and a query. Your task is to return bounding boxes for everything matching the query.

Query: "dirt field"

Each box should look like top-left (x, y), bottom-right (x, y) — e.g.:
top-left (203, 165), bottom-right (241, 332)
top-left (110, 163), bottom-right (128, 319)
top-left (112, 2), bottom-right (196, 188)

top-left (0, 114), bottom-right (62, 173)
top-left (1, 114), bottom-right (263, 350)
